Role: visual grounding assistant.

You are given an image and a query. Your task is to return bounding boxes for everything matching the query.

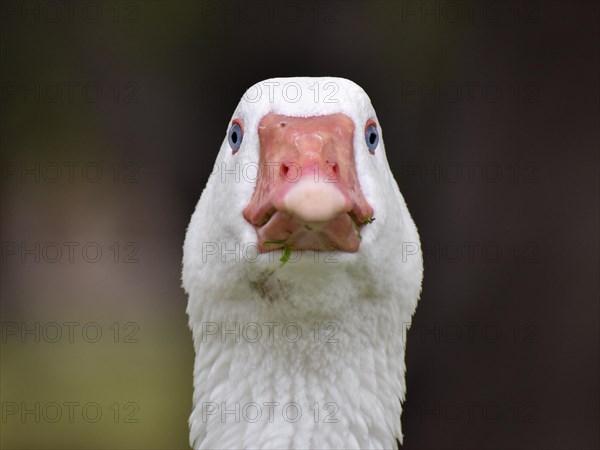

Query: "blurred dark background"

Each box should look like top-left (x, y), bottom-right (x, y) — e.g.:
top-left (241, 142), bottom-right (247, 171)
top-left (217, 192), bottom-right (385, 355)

top-left (1, 1), bottom-right (598, 449)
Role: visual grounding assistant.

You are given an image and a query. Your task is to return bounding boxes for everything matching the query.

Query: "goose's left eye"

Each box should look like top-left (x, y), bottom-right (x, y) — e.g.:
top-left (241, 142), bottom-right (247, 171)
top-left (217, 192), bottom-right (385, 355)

top-left (228, 123), bottom-right (243, 153)
top-left (365, 124), bottom-right (379, 154)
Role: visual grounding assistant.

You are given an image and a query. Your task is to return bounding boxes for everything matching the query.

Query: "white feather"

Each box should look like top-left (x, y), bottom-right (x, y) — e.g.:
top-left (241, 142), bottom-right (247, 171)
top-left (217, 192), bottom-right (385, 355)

top-left (183, 77), bottom-right (423, 449)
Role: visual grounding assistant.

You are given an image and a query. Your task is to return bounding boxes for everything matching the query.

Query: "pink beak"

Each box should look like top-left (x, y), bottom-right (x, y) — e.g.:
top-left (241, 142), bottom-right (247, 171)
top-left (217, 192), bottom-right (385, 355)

top-left (243, 113), bottom-right (375, 253)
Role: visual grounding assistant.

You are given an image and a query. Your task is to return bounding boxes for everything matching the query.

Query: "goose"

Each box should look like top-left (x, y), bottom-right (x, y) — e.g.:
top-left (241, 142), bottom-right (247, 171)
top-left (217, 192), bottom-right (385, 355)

top-left (182, 77), bottom-right (423, 450)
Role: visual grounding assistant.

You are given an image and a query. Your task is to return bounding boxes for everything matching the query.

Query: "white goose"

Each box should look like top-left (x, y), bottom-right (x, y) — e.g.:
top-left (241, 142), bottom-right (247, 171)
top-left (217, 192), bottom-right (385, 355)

top-left (183, 77), bottom-right (423, 450)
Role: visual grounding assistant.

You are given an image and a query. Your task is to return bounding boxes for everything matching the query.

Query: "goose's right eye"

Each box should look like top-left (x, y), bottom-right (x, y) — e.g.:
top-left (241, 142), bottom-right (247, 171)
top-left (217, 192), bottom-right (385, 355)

top-left (228, 122), bottom-right (243, 153)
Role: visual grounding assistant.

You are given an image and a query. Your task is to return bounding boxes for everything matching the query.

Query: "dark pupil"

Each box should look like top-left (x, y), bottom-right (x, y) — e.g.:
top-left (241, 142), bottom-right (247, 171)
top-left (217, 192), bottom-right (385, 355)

top-left (369, 132), bottom-right (376, 144)
top-left (232, 131), bottom-right (238, 143)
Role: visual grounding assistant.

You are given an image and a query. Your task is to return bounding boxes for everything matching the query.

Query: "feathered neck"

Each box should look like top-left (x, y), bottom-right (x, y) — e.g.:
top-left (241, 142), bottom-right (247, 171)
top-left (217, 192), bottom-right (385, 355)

top-left (187, 260), bottom-right (411, 449)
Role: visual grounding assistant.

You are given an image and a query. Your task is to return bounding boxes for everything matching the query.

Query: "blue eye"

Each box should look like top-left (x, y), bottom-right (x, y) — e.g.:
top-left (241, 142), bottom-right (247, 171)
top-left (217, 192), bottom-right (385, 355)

top-left (365, 124), bottom-right (379, 153)
top-left (228, 123), bottom-right (243, 153)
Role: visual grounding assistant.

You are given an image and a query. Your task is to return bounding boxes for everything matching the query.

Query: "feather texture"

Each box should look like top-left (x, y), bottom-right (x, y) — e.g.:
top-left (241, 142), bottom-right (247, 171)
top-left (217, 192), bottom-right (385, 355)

top-left (183, 77), bottom-right (423, 449)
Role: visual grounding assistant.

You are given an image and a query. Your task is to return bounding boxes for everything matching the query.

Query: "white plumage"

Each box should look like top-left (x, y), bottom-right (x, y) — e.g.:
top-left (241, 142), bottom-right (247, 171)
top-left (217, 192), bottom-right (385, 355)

top-left (183, 77), bottom-right (423, 449)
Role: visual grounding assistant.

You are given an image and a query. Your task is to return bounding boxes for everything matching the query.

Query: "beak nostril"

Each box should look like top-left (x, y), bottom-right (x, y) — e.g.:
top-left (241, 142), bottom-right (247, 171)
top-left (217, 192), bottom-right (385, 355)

top-left (280, 163), bottom-right (289, 178)
top-left (326, 161), bottom-right (340, 177)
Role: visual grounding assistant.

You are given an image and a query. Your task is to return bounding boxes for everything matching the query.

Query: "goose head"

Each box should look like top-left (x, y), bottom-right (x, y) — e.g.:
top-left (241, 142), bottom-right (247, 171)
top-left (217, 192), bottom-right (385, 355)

top-left (183, 77), bottom-right (423, 449)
